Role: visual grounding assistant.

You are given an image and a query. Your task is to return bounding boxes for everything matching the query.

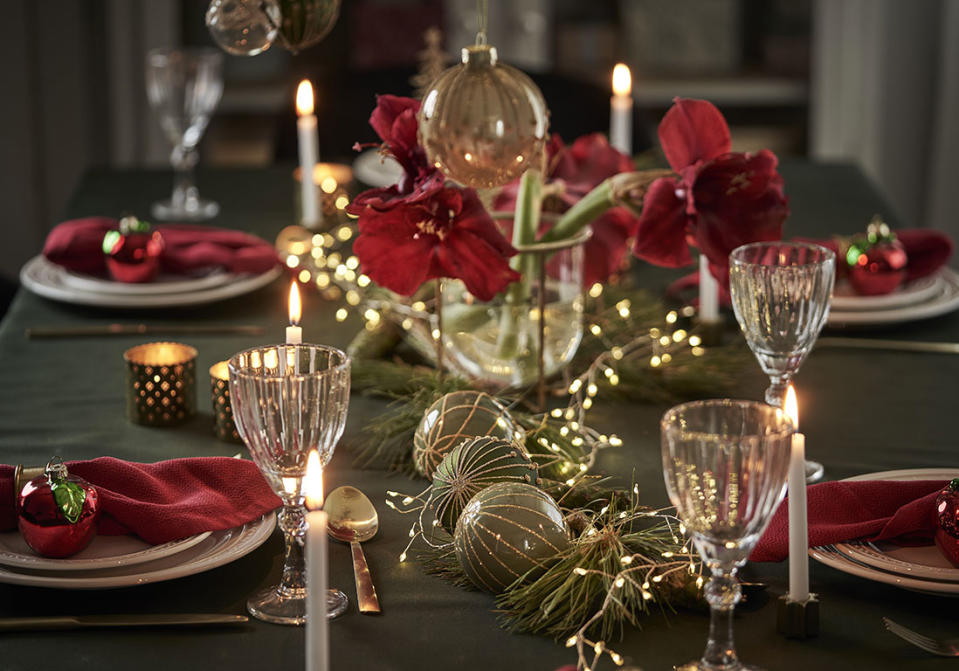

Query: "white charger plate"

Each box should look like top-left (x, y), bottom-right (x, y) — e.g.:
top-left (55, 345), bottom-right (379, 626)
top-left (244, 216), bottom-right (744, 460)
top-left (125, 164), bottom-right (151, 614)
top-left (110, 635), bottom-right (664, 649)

top-left (0, 514), bottom-right (274, 589)
top-left (831, 273), bottom-right (943, 311)
top-left (827, 268), bottom-right (959, 326)
top-left (810, 467), bottom-right (959, 595)
top-left (352, 149), bottom-right (403, 188)
top-left (20, 256), bottom-right (282, 309)
top-left (61, 268), bottom-right (230, 296)
top-left (0, 529), bottom-right (212, 572)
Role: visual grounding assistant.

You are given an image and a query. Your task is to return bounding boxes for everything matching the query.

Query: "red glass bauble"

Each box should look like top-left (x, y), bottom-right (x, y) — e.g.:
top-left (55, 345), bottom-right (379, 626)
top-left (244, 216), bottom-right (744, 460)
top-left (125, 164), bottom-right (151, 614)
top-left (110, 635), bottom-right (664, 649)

top-left (847, 240), bottom-right (908, 296)
top-left (935, 478), bottom-right (959, 567)
top-left (103, 217), bottom-right (164, 283)
top-left (17, 461), bottom-right (100, 558)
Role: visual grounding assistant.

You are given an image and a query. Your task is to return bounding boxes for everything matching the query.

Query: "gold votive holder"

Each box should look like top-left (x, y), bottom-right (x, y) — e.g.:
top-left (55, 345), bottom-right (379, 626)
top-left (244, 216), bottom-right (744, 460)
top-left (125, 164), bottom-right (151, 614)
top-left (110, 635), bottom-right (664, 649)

top-left (210, 360), bottom-right (241, 443)
top-left (294, 162), bottom-right (354, 230)
top-left (124, 342), bottom-right (197, 427)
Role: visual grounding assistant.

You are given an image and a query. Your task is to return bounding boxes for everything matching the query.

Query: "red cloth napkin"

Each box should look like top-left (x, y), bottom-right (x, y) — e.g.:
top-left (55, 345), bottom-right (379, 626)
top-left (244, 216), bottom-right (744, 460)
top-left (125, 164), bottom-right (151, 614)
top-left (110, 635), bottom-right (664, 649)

top-left (750, 479), bottom-right (945, 562)
top-left (43, 218), bottom-right (279, 278)
top-left (0, 457), bottom-right (281, 545)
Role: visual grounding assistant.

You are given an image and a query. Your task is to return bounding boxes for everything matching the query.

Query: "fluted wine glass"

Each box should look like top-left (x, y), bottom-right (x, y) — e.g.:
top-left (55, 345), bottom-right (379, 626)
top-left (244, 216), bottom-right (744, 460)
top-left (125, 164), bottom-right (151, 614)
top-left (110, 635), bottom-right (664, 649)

top-left (662, 400), bottom-right (794, 671)
top-left (146, 47), bottom-right (224, 221)
top-left (229, 344), bottom-right (350, 625)
top-left (729, 242), bottom-right (834, 481)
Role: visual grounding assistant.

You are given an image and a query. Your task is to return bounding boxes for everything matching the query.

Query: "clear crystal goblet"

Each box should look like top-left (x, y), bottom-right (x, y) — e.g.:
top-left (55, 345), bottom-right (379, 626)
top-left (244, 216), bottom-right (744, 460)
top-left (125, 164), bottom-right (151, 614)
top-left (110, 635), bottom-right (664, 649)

top-left (229, 344), bottom-right (350, 625)
top-left (729, 242), bottom-right (835, 481)
top-left (146, 47), bottom-right (224, 221)
top-left (662, 400), bottom-right (794, 671)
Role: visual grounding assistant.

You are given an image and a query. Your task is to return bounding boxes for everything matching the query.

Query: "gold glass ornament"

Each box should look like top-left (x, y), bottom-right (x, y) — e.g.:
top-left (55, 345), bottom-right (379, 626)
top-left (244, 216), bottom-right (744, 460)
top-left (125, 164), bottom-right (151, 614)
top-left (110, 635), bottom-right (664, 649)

top-left (418, 44), bottom-right (549, 189)
top-left (276, 0), bottom-right (340, 54)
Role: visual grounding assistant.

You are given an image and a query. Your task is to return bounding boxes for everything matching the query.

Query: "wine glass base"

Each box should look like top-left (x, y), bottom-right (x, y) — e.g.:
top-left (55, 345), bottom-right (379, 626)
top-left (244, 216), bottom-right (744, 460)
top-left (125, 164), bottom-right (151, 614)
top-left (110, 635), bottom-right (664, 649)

top-left (805, 459), bottom-right (824, 483)
top-left (676, 662), bottom-right (765, 671)
top-left (246, 585), bottom-right (349, 625)
top-left (151, 198), bottom-right (220, 221)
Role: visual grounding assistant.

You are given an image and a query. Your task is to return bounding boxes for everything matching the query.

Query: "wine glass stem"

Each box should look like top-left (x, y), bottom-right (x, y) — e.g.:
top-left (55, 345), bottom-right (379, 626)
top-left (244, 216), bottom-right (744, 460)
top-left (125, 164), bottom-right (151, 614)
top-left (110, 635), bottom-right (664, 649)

top-left (171, 144), bottom-right (200, 211)
top-left (702, 570), bottom-right (742, 668)
top-left (765, 375), bottom-right (790, 407)
top-left (277, 503), bottom-right (306, 595)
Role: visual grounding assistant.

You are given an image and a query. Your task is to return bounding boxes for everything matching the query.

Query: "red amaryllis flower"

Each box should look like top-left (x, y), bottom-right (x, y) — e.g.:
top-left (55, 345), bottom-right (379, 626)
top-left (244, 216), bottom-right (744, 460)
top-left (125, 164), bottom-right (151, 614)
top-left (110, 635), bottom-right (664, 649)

top-left (353, 186), bottom-right (520, 301)
top-left (633, 98), bottom-right (788, 286)
top-left (494, 133), bottom-right (638, 285)
top-left (348, 95), bottom-right (444, 212)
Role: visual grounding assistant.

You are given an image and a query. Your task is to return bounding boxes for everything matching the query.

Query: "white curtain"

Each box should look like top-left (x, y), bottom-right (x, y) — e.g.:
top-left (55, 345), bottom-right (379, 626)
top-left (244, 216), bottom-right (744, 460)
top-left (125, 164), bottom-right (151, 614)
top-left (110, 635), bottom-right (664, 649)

top-left (811, 0), bottom-right (959, 240)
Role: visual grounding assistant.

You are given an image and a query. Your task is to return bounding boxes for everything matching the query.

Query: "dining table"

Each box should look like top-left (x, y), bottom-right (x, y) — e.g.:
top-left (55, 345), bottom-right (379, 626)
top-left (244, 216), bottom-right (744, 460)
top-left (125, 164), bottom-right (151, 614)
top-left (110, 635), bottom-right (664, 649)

top-left (1, 160), bottom-right (957, 670)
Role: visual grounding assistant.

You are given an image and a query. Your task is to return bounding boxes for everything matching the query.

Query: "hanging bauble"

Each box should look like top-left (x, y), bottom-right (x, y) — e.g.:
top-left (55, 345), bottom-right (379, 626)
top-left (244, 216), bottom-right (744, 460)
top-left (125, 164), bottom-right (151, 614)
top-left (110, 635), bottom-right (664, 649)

top-left (206, 0), bottom-right (281, 57)
top-left (413, 390), bottom-right (522, 478)
top-left (935, 478), bottom-right (959, 566)
top-left (17, 458), bottom-right (100, 558)
top-left (845, 216), bottom-right (908, 296)
top-left (453, 482), bottom-right (569, 593)
top-left (430, 436), bottom-right (538, 534)
top-left (102, 216), bottom-right (164, 283)
top-left (276, 0), bottom-right (341, 54)
top-left (417, 44), bottom-right (549, 189)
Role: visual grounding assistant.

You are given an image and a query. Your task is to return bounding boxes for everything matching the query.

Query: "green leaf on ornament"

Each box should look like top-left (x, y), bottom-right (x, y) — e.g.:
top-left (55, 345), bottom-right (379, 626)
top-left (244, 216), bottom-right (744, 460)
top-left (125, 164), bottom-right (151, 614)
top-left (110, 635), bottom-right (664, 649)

top-left (51, 480), bottom-right (86, 524)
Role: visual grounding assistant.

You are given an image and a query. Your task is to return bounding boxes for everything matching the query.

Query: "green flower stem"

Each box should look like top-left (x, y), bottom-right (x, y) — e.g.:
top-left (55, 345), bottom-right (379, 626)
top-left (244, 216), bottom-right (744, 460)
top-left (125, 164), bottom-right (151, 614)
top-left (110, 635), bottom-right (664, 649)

top-left (539, 178), bottom-right (615, 244)
top-left (496, 170), bottom-right (542, 359)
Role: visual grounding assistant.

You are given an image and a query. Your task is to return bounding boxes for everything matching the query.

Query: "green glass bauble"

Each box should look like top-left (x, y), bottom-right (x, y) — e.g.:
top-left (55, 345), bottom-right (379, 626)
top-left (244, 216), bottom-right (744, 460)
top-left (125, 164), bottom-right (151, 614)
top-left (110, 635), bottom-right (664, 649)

top-left (413, 391), bottom-right (522, 478)
top-left (453, 482), bottom-right (569, 593)
top-left (417, 44), bottom-right (549, 189)
top-left (430, 436), bottom-right (538, 535)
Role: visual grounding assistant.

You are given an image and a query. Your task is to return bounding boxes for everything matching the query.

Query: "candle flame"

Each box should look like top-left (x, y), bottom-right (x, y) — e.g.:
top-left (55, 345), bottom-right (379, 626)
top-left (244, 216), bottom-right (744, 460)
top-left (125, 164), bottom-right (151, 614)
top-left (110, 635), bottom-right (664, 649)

top-left (296, 80), bottom-right (314, 116)
top-left (784, 384), bottom-right (799, 429)
top-left (288, 281), bottom-right (302, 325)
top-left (303, 449), bottom-right (324, 510)
top-left (612, 63), bottom-right (632, 96)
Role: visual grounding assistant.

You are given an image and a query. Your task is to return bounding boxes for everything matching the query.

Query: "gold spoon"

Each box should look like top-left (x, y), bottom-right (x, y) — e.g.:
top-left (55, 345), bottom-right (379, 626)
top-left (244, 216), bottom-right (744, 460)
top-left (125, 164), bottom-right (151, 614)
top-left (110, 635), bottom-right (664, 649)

top-left (325, 486), bottom-right (381, 614)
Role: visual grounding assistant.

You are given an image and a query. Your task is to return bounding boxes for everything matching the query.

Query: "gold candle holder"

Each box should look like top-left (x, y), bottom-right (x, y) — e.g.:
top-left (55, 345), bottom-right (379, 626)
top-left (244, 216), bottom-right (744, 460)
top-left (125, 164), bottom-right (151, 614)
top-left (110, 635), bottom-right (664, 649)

top-left (124, 342), bottom-right (197, 426)
top-left (210, 360), bottom-right (241, 443)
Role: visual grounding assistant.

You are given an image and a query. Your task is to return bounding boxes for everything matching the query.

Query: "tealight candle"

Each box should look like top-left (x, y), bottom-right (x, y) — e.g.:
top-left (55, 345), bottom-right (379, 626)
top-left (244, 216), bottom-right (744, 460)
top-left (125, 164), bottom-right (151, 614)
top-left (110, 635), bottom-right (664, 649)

top-left (296, 80), bottom-right (320, 228)
top-left (609, 63), bottom-right (633, 155)
top-left (123, 342), bottom-right (197, 426)
top-left (784, 384), bottom-right (809, 602)
top-left (304, 450), bottom-right (329, 671)
top-left (209, 361), bottom-right (240, 442)
top-left (286, 282), bottom-right (303, 345)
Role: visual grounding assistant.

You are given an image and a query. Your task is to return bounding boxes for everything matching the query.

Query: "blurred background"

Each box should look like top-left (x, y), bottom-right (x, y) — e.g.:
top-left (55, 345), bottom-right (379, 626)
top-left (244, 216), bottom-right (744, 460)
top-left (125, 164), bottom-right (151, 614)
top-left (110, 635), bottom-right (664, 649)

top-left (1, 0), bottom-right (956, 299)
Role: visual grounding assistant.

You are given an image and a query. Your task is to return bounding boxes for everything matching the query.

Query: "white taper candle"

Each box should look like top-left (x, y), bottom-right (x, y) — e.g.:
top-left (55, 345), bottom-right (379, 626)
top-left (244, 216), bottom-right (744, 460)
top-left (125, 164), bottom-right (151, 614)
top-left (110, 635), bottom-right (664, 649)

top-left (296, 80), bottom-right (320, 228)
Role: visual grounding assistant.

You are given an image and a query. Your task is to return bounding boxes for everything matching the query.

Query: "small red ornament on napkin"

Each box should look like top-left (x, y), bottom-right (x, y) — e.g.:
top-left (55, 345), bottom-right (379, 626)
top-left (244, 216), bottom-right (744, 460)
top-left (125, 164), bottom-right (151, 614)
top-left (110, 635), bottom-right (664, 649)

top-left (934, 479), bottom-right (959, 566)
top-left (844, 216), bottom-right (909, 296)
top-left (17, 459), bottom-right (100, 558)
top-left (102, 216), bottom-right (165, 283)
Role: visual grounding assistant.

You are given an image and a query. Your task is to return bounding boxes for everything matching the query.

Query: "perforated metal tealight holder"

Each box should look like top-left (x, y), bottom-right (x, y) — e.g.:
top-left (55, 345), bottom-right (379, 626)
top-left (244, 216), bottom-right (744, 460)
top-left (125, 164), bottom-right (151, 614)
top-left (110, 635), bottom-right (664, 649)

top-left (209, 360), bottom-right (241, 442)
top-left (124, 342), bottom-right (197, 426)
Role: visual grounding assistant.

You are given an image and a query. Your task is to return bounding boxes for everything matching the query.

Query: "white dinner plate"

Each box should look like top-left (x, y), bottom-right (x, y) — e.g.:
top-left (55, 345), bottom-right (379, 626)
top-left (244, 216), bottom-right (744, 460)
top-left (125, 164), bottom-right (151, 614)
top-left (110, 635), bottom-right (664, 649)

top-left (61, 268), bottom-right (231, 296)
top-left (0, 514), bottom-right (274, 589)
top-left (827, 268), bottom-right (959, 326)
top-left (20, 255), bottom-right (282, 309)
top-left (831, 273), bottom-right (943, 311)
top-left (0, 529), bottom-right (212, 571)
top-left (352, 149), bottom-right (403, 188)
top-left (810, 467), bottom-right (959, 595)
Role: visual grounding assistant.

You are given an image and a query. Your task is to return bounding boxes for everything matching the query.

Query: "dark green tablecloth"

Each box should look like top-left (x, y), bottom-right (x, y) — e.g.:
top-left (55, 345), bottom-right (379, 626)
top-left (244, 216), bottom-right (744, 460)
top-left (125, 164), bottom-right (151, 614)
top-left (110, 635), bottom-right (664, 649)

top-left (1, 163), bottom-right (957, 670)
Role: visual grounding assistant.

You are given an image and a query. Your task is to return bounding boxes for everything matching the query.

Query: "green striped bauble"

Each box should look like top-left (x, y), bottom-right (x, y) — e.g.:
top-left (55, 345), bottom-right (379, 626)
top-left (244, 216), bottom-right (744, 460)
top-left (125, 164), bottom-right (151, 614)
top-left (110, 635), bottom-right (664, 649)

top-left (453, 482), bottom-right (570, 594)
top-left (413, 391), bottom-right (521, 478)
top-left (430, 436), bottom-right (538, 535)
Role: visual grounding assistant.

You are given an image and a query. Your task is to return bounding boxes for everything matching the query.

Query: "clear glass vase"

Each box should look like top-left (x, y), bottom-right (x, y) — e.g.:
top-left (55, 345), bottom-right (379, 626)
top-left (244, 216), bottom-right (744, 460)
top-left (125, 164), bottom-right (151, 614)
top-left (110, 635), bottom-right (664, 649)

top-left (439, 228), bottom-right (588, 388)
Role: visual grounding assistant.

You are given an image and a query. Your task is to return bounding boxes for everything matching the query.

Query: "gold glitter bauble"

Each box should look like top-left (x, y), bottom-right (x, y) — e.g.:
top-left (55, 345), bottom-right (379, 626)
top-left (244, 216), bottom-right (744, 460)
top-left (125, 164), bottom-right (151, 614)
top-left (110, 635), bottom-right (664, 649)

top-left (413, 391), bottom-right (522, 478)
top-left (417, 44), bottom-right (549, 189)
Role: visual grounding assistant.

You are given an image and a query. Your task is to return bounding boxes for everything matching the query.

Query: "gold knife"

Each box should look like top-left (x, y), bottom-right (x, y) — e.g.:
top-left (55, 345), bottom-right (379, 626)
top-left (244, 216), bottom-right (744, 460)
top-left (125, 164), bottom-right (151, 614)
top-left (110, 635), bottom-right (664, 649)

top-left (817, 337), bottom-right (959, 354)
top-left (0, 614), bottom-right (248, 631)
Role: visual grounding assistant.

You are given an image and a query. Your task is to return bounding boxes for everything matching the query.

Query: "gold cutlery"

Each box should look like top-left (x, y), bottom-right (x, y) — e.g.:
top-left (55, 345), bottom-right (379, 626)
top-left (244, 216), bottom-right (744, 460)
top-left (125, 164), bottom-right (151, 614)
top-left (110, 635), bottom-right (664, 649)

top-left (817, 337), bottom-right (959, 354)
top-left (325, 486), bottom-right (381, 614)
top-left (0, 614), bottom-right (248, 631)
top-left (25, 324), bottom-right (265, 339)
